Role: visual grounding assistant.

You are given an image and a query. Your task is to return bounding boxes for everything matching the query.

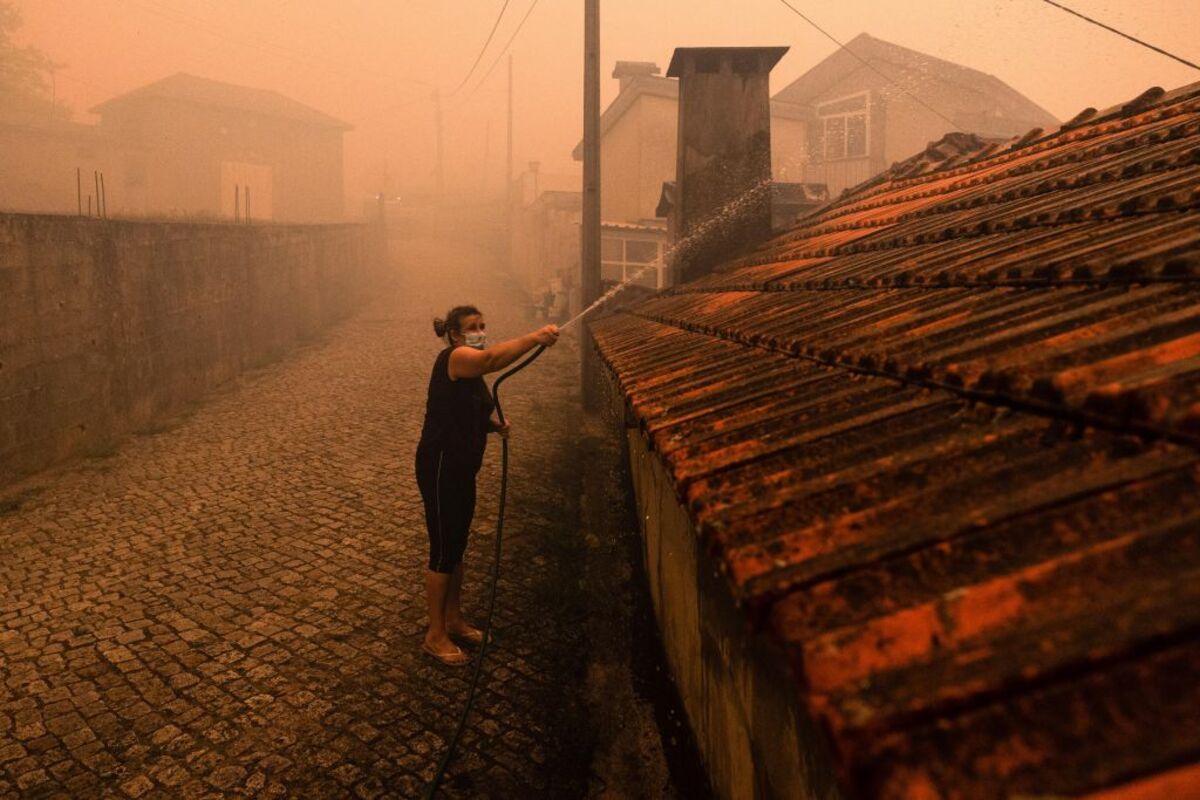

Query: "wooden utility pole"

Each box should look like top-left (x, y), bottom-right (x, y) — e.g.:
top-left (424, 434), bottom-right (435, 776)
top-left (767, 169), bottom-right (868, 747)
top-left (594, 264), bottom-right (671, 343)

top-left (506, 54), bottom-right (514, 264)
top-left (434, 88), bottom-right (445, 194)
top-left (581, 0), bottom-right (602, 410)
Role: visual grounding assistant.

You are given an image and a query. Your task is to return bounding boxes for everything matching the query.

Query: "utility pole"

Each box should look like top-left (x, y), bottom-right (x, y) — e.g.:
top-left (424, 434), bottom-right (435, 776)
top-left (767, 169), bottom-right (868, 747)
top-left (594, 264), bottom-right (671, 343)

top-left (581, 0), bottom-right (602, 410)
top-left (506, 54), bottom-right (514, 265)
top-left (434, 88), bottom-right (445, 194)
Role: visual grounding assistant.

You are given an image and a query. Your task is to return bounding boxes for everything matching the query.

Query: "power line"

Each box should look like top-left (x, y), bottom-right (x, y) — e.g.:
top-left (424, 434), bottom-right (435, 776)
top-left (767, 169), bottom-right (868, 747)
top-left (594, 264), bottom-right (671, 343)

top-left (773, 0), bottom-right (962, 132)
top-left (1039, 0), bottom-right (1200, 72)
top-left (447, 0), bottom-right (512, 97)
top-left (469, 0), bottom-right (541, 97)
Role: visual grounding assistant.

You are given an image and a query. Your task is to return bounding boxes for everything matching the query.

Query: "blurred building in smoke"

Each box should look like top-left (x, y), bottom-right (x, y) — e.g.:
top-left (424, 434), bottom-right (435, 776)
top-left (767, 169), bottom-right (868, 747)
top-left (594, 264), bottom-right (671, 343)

top-left (507, 162), bottom-right (583, 320)
top-left (554, 35), bottom-right (1057, 293)
top-left (504, 33), bottom-right (1057, 309)
top-left (92, 73), bottom-right (350, 222)
top-left (775, 32), bottom-right (1059, 197)
top-left (0, 73), bottom-right (350, 222)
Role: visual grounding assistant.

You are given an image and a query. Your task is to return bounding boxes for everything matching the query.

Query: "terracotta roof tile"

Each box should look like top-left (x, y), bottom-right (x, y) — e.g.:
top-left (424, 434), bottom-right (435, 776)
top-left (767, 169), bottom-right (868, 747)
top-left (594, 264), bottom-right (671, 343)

top-left (591, 80), bottom-right (1200, 796)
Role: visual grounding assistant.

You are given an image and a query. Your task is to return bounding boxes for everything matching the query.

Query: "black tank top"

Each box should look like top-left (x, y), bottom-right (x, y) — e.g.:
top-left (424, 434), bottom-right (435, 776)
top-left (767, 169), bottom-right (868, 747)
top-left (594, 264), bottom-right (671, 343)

top-left (418, 346), bottom-right (495, 471)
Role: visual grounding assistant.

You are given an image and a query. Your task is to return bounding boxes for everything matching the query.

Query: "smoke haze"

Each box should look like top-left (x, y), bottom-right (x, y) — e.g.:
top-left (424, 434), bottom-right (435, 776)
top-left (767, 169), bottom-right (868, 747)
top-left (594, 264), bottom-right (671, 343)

top-left (10, 0), bottom-right (1200, 212)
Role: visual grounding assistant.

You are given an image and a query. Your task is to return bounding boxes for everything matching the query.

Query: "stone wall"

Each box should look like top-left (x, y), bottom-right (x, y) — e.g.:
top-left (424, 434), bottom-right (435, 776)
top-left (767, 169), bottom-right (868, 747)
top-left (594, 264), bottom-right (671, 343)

top-left (0, 213), bottom-right (386, 487)
top-left (622, 427), bottom-right (844, 800)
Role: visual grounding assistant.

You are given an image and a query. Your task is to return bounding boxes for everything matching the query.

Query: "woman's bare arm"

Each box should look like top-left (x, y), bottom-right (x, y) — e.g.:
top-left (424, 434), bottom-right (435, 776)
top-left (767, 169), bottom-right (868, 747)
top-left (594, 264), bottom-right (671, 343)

top-left (448, 325), bottom-right (559, 380)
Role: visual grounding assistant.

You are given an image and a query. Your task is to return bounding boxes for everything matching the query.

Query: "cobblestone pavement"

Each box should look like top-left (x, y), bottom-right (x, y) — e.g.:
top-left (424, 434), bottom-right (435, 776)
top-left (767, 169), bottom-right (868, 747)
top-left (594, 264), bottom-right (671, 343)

top-left (0, 234), bottom-right (596, 799)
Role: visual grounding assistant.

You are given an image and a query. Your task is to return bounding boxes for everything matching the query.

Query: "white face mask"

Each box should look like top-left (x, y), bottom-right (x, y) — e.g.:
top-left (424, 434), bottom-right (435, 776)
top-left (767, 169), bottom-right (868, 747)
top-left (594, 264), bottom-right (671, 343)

top-left (463, 331), bottom-right (487, 350)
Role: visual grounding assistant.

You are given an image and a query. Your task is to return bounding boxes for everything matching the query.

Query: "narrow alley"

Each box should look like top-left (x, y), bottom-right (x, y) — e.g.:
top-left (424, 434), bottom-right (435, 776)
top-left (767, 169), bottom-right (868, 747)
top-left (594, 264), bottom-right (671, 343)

top-left (0, 233), bottom-right (630, 798)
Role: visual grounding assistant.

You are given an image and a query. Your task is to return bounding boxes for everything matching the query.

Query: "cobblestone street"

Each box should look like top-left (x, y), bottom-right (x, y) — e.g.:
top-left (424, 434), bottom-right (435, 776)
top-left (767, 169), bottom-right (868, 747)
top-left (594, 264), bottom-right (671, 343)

top-left (0, 234), bottom-right (602, 798)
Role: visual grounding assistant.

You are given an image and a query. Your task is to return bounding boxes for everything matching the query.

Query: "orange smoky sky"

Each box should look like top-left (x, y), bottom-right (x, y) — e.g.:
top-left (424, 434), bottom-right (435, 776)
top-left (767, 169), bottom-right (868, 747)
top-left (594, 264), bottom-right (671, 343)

top-left (13, 0), bottom-right (1199, 214)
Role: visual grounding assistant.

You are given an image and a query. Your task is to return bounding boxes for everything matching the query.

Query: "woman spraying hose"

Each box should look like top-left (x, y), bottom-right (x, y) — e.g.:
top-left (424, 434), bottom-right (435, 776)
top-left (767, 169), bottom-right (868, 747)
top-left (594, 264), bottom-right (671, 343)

top-left (417, 305), bottom-right (560, 666)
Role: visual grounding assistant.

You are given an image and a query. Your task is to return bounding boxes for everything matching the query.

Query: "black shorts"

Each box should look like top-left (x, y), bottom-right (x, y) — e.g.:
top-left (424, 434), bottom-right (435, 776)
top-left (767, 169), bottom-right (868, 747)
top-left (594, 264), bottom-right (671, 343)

top-left (415, 443), bottom-right (477, 574)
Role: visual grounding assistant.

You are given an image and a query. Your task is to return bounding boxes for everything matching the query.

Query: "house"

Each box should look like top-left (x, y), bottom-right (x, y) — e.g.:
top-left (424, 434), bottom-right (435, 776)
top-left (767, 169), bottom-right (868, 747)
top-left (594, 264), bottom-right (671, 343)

top-left (775, 32), bottom-right (1061, 197)
top-left (90, 73), bottom-right (351, 222)
top-left (591, 46), bottom-right (1200, 800)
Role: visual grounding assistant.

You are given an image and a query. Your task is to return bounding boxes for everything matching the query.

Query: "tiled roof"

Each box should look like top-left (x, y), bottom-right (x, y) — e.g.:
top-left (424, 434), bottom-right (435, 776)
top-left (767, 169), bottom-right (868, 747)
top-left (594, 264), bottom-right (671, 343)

top-left (591, 81), bottom-right (1200, 798)
top-left (91, 73), bottom-right (351, 130)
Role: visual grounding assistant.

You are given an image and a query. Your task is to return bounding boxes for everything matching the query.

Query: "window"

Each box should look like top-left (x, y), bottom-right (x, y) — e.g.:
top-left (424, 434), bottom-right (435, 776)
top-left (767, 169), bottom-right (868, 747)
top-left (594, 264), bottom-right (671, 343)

top-left (818, 92), bottom-right (870, 160)
top-left (625, 240), bottom-right (658, 264)
top-left (601, 237), bottom-right (624, 283)
top-left (600, 234), bottom-right (666, 289)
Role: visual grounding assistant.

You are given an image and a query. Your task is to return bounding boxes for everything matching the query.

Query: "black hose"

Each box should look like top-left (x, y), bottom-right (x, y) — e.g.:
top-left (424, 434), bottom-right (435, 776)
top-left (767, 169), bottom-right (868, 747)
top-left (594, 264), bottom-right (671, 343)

top-left (423, 344), bottom-right (548, 799)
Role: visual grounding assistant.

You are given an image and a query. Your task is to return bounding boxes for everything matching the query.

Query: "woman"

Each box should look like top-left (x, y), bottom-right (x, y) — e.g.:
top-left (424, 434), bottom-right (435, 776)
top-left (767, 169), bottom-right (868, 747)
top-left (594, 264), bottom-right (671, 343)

top-left (417, 304), bottom-right (559, 665)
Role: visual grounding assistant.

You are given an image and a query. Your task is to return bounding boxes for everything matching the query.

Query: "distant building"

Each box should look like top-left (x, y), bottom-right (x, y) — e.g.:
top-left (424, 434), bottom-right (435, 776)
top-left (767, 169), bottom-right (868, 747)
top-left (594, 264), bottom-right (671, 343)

top-left (509, 184), bottom-right (582, 313)
top-left (91, 73), bottom-right (351, 222)
top-left (774, 32), bottom-right (1060, 196)
top-left (0, 73), bottom-right (350, 221)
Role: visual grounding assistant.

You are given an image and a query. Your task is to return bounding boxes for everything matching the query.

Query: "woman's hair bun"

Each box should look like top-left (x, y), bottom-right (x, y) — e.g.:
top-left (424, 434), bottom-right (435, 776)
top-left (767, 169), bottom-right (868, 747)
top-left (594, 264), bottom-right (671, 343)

top-left (433, 318), bottom-right (447, 338)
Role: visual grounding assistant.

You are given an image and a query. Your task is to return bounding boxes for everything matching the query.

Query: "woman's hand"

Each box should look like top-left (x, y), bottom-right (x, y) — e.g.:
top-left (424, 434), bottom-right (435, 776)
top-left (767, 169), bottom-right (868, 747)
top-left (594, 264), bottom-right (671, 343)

top-left (491, 419), bottom-right (511, 439)
top-left (532, 325), bottom-right (560, 347)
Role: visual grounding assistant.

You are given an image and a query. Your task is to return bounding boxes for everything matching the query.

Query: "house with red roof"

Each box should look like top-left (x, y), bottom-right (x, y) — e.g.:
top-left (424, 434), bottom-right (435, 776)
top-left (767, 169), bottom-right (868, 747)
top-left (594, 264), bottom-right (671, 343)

top-left (591, 43), bottom-right (1200, 799)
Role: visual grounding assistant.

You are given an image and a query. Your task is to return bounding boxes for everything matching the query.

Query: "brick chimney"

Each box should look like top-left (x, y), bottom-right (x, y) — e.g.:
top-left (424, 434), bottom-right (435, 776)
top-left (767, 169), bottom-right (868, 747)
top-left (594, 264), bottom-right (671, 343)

top-left (667, 47), bottom-right (787, 283)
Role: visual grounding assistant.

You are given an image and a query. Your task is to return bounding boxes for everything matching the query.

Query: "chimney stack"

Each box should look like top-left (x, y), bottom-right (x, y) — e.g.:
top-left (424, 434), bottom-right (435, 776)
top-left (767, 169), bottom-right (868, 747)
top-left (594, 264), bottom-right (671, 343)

top-left (612, 61), bottom-right (661, 92)
top-left (667, 46), bottom-right (787, 283)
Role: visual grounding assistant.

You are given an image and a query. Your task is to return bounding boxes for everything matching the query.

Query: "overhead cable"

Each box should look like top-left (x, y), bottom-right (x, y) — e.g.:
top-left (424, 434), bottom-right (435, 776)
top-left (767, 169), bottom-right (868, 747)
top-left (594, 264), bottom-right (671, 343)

top-left (773, 0), bottom-right (962, 132)
top-left (447, 0), bottom-right (513, 97)
top-left (469, 0), bottom-right (541, 97)
top-left (1039, 0), bottom-right (1200, 72)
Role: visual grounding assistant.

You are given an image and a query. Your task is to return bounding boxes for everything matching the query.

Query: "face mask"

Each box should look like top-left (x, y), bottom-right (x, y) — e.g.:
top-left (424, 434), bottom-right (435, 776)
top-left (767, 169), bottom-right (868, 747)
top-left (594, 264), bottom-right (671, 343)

top-left (463, 332), bottom-right (487, 350)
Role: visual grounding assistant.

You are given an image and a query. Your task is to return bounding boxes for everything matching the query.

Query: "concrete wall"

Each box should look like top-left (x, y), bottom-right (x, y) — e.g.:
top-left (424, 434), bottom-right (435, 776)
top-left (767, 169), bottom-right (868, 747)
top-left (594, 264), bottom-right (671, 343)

top-left (0, 213), bottom-right (385, 487)
top-left (620, 422), bottom-right (842, 800)
top-left (772, 116), bottom-right (811, 184)
top-left (600, 96), bottom-right (647, 224)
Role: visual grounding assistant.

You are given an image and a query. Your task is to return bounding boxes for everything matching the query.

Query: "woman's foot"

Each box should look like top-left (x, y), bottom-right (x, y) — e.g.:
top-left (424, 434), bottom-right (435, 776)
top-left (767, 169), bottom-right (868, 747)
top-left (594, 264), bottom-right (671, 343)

top-left (422, 637), bottom-right (471, 666)
top-left (447, 623), bottom-right (485, 646)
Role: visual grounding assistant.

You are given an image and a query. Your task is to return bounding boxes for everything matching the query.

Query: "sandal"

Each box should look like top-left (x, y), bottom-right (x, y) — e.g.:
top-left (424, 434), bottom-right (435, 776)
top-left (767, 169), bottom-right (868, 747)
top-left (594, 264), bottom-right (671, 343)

top-left (450, 626), bottom-right (485, 646)
top-left (422, 640), bottom-right (471, 666)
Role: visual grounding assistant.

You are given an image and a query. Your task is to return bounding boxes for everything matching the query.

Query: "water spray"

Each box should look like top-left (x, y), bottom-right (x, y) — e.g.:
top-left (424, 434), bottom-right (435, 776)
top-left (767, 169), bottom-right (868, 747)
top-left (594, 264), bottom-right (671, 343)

top-left (558, 262), bottom-right (658, 331)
